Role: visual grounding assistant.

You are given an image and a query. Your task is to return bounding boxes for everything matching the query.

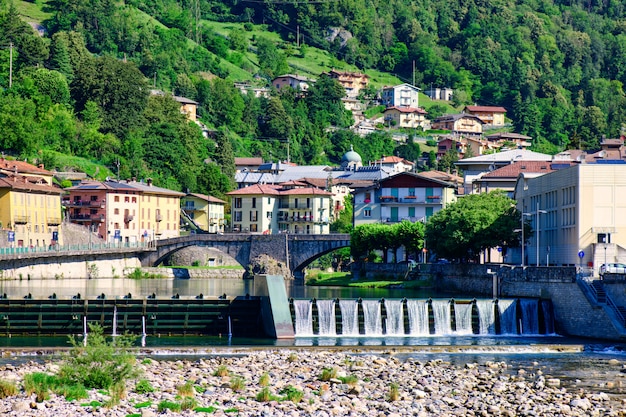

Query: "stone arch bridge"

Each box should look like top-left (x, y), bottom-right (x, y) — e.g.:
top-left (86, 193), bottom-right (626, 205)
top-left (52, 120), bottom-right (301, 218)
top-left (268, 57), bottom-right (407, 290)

top-left (139, 233), bottom-right (351, 277)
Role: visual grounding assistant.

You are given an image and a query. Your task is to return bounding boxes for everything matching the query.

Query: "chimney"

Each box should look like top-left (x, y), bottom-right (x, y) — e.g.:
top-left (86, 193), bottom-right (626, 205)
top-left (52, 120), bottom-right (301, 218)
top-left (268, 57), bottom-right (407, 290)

top-left (38, 164), bottom-right (44, 169)
top-left (147, 178), bottom-right (153, 186)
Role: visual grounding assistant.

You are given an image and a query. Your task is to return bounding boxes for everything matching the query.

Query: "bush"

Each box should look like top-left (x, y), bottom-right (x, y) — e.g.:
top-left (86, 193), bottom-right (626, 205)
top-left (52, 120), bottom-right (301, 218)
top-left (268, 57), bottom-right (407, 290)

top-left (134, 379), bottom-right (155, 394)
top-left (280, 385), bottom-right (303, 403)
top-left (388, 382), bottom-right (399, 401)
top-left (214, 365), bottom-right (229, 377)
top-left (319, 368), bottom-right (337, 381)
top-left (0, 379), bottom-right (18, 398)
top-left (180, 396), bottom-right (197, 411)
top-left (158, 400), bottom-right (182, 412)
top-left (258, 372), bottom-right (270, 387)
top-left (24, 372), bottom-right (58, 402)
top-left (176, 381), bottom-right (195, 397)
top-left (58, 323), bottom-right (139, 392)
top-left (229, 376), bottom-right (246, 392)
top-left (255, 387), bottom-right (275, 402)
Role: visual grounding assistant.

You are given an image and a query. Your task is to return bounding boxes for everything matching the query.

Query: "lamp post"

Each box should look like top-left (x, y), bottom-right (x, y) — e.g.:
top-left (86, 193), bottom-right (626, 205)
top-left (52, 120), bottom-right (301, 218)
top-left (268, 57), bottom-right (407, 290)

top-left (520, 212), bottom-right (533, 267)
top-left (535, 202), bottom-right (547, 267)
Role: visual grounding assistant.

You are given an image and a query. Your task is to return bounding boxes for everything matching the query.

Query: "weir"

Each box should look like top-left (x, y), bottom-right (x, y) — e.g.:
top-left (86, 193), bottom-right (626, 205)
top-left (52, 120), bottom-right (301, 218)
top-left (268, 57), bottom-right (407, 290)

top-left (289, 298), bottom-right (555, 337)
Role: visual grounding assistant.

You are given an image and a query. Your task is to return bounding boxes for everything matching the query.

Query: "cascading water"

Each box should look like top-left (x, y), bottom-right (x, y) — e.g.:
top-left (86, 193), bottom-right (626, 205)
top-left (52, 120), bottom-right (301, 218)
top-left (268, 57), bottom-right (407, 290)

top-left (406, 299), bottom-right (430, 335)
top-left (476, 299), bottom-right (496, 335)
top-left (453, 302), bottom-right (473, 334)
top-left (361, 300), bottom-right (383, 336)
top-left (83, 315), bottom-right (88, 346)
top-left (339, 299), bottom-right (359, 336)
top-left (141, 315), bottom-right (147, 337)
top-left (520, 299), bottom-right (539, 335)
top-left (541, 300), bottom-right (555, 334)
top-left (498, 299), bottom-right (518, 335)
top-left (384, 299), bottom-right (404, 336)
top-left (293, 300), bottom-right (313, 336)
top-left (112, 305), bottom-right (118, 337)
top-left (432, 299), bottom-right (452, 335)
top-left (316, 299), bottom-right (336, 336)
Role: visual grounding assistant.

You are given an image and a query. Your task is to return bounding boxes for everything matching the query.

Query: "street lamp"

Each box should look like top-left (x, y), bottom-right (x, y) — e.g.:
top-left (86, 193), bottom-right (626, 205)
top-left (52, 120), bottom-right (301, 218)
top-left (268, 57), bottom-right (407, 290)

top-left (520, 212), bottom-right (533, 267)
top-left (534, 202), bottom-right (547, 267)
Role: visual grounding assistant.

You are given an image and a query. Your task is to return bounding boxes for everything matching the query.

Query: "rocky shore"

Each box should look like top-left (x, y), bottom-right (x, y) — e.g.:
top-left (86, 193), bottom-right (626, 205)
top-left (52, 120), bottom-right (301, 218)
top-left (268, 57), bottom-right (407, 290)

top-left (1, 349), bottom-right (626, 416)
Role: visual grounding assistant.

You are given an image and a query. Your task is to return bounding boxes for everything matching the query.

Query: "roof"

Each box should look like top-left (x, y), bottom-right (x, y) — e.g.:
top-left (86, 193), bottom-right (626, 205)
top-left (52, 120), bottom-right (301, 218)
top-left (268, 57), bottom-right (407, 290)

top-left (279, 187), bottom-right (332, 196)
top-left (464, 105), bottom-right (507, 113)
top-left (235, 157), bottom-right (264, 166)
top-left (480, 161), bottom-right (569, 179)
top-left (0, 175), bottom-right (62, 194)
top-left (455, 149), bottom-right (553, 166)
top-left (382, 83), bottom-right (421, 91)
top-left (172, 95), bottom-right (198, 105)
top-left (274, 74), bottom-right (310, 82)
top-left (383, 106), bottom-right (427, 114)
top-left (485, 132), bottom-right (532, 141)
top-left (187, 193), bottom-right (226, 204)
top-left (434, 113), bottom-right (484, 124)
top-left (418, 170), bottom-right (463, 185)
top-left (0, 158), bottom-right (53, 176)
top-left (372, 156), bottom-right (415, 166)
top-left (226, 184), bottom-right (282, 196)
top-left (68, 180), bottom-right (185, 196)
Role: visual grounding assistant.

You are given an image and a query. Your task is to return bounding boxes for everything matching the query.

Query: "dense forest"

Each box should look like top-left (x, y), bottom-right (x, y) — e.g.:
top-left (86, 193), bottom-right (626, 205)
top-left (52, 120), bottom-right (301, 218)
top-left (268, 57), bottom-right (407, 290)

top-left (1, 0), bottom-right (626, 196)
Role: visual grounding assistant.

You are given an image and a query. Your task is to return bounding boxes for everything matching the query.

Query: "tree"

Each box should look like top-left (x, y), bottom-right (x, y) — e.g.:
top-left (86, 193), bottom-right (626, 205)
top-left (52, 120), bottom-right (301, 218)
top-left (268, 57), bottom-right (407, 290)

top-left (425, 191), bottom-right (519, 261)
top-left (330, 195), bottom-right (353, 233)
top-left (211, 127), bottom-right (236, 190)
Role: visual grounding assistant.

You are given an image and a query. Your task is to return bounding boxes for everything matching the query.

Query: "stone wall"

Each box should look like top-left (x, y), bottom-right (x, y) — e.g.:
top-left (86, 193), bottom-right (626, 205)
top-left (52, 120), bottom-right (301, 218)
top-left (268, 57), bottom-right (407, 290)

top-left (139, 267), bottom-right (244, 279)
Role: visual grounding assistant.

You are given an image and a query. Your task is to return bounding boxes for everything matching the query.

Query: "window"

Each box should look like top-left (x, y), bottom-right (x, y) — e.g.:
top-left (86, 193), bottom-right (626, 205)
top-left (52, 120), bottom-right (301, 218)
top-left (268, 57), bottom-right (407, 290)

top-left (266, 212), bottom-right (272, 219)
top-left (364, 192), bottom-right (371, 203)
top-left (234, 198), bottom-right (242, 208)
top-left (409, 188), bottom-right (415, 197)
top-left (90, 195), bottom-right (98, 201)
top-left (124, 196), bottom-right (130, 203)
top-left (409, 207), bottom-right (415, 218)
top-left (233, 211), bottom-right (242, 222)
top-left (268, 197), bottom-right (271, 204)
top-left (364, 209), bottom-right (371, 218)
top-left (132, 197), bottom-right (137, 203)
top-left (114, 208), bottom-right (119, 215)
top-left (252, 198), bottom-right (256, 208)
top-left (250, 211), bottom-right (258, 222)
top-left (250, 224), bottom-right (258, 232)
top-left (306, 198), bottom-right (311, 208)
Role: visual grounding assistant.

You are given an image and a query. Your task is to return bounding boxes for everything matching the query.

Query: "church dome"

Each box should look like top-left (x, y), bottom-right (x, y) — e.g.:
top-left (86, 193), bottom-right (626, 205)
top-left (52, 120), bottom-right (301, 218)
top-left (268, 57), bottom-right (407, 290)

top-left (341, 145), bottom-right (362, 163)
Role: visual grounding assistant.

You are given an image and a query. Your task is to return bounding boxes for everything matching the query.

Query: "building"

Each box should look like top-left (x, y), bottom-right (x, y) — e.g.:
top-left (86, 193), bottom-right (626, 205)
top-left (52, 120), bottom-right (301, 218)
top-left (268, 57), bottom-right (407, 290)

top-left (431, 114), bottom-right (484, 136)
top-left (325, 69), bottom-right (369, 98)
top-left (463, 105), bottom-right (507, 127)
top-left (371, 156), bottom-right (415, 173)
top-left (235, 157), bottom-right (264, 173)
top-left (424, 87), bottom-right (453, 101)
top-left (382, 106), bottom-right (429, 129)
top-left (227, 183), bottom-right (332, 234)
top-left (0, 173), bottom-right (63, 248)
top-left (0, 158), bottom-right (55, 185)
top-left (485, 132), bottom-right (532, 150)
top-left (352, 172), bottom-right (458, 227)
top-left (172, 96), bottom-right (198, 122)
top-left (64, 179), bottom-right (184, 243)
top-left (272, 74), bottom-right (312, 92)
top-left (181, 193), bottom-right (226, 234)
top-left (381, 83), bottom-right (420, 108)
top-left (512, 164), bottom-right (626, 271)
top-left (474, 161), bottom-right (572, 197)
top-left (454, 149), bottom-right (553, 195)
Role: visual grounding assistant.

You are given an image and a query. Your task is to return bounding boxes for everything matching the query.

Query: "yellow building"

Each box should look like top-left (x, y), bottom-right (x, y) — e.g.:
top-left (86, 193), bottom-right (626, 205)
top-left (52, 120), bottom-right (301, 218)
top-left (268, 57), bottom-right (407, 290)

top-left (0, 175), bottom-right (63, 248)
top-left (181, 193), bottom-right (226, 234)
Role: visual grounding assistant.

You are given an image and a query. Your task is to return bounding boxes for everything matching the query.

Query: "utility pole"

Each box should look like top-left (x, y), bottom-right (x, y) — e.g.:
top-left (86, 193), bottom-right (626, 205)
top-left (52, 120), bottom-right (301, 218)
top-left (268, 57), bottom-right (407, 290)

top-left (9, 42), bottom-right (13, 88)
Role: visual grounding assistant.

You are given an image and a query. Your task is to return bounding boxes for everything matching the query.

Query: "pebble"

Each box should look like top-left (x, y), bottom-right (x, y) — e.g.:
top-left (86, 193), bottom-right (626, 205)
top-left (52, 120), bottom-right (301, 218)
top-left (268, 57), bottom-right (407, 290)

top-left (0, 351), bottom-right (625, 416)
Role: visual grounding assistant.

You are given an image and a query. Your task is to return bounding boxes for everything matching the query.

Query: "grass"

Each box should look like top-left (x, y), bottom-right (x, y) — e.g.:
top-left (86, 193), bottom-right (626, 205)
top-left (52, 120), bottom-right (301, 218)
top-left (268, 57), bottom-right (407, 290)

top-left (176, 381), bottom-right (195, 397)
top-left (214, 365), bottom-right (230, 377)
top-left (306, 271), bottom-right (430, 289)
top-left (0, 380), bottom-right (18, 398)
top-left (319, 367), bottom-right (337, 381)
top-left (158, 400), bottom-right (182, 412)
top-left (15, 0), bottom-right (53, 24)
top-left (229, 376), bottom-right (246, 392)
top-left (388, 382), bottom-right (400, 401)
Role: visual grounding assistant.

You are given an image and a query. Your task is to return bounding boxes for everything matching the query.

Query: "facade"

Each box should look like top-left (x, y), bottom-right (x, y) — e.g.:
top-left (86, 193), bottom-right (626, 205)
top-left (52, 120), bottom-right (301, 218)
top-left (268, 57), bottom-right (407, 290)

top-left (383, 106), bottom-right (429, 129)
top-left (485, 132), bottom-right (532, 150)
top-left (371, 156), bottom-right (415, 173)
top-left (424, 87), bottom-right (453, 101)
top-left (325, 70), bottom-right (369, 98)
top-left (65, 180), bottom-right (184, 243)
top-left (272, 74), bottom-right (311, 92)
top-left (172, 96), bottom-right (198, 122)
top-left (463, 105), bottom-right (507, 126)
top-left (473, 161), bottom-right (571, 197)
top-left (227, 184), bottom-right (332, 234)
top-left (0, 175), bottom-right (63, 248)
top-left (0, 158), bottom-right (55, 185)
top-left (454, 149), bottom-right (553, 195)
top-left (431, 114), bottom-right (484, 136)
top-left (512, 164), bottom-right (626, 271)
top-left (381, 83), bottom-right (420, 108)
top-left (353, 172), bottom-right (458, 227)
top-left (181, 193), bottom-right (226, 234)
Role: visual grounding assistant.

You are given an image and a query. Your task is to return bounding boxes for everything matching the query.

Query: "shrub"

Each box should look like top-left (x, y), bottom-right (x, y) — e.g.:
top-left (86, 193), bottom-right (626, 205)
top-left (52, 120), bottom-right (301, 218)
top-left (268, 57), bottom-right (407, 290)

top-left (339, 375), bottom-right (358, 387)
top-left (134, 400), bottom-right (152, 408)
top-left (319, 367), bottom-right (337, 381)
top-left (0, 379), bottom-right (18, 398)
top-left (287, 353), bottom-right (298, 363)
top-left (258, 372), bottom-right (270, 387)
top-left (24, 372), bottom-right (58, 402)
top-left (176, 381), bottom-right (195, 397)
top-left (214, 365), bottom-right (229, 377)
top-left (134, 379), bottom-right (155, 394)
top-left (180, 396), bottom-right (198, 411)
top-left (58, 323), bottom-right (139, 392)
top-left (195, 405), bottom-right (218, 412)
top-left (229, 376), bottom-right (246, 392)
top-left (280, 385), bottom-right (303, 403)
top-left (158, 400), bottom-right (182, 412)
top-left (255, 387), bottom-right (276, 402)
top-left (388, 382), bottom-right (399, 401)
top-left (54, 383), bottom-right (88, 401)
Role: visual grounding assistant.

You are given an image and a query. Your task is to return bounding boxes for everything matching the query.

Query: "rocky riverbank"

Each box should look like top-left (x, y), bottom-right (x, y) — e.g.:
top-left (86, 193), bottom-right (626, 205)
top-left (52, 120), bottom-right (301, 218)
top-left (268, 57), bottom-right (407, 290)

top-left (1, 349), bottom-right (626, 416)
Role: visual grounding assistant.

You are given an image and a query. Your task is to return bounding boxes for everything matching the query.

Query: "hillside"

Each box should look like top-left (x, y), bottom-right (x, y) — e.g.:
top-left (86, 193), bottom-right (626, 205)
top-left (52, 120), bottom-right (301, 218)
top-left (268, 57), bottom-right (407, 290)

top-left (1, 0), bottom-right (624, 196)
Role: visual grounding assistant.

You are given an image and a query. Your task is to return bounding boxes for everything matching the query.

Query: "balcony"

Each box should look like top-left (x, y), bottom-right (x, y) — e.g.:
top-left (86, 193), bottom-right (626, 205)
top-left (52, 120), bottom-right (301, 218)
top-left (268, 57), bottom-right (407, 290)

top-left (124, 214), bottom-right (134, 223)
top-left (155, 214), bottom-right (163, 222)
top-left (70, 214), bottom-right (104, 222)
top-left (47, 217), bottom-right (62, 225)
top-left (63, 199), bottom-right (105, 208)
top-left (379, 196), bottom-right (398, 203)
top-left (13, 215), bottom-right (28, 224)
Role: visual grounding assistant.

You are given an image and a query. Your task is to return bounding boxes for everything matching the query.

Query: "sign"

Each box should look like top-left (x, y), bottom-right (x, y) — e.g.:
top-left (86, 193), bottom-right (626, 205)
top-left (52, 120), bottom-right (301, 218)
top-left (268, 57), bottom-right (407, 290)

top-left (578, 250), bottom-right (585, 259)
top-left (7, 231), bottom-right (14, 242)
top-left (114, 229), bottom-right (121, 240)
top-left (497, 247), bottom-right (502, 252)
top-left (52, 231), bottom-right (58, 241)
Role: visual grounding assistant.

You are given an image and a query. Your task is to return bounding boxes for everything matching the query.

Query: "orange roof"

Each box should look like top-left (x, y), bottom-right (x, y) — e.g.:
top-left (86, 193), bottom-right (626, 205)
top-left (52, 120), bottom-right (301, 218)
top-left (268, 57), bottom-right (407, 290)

top-left (188, 193), bottom-right (226, 204)
top-left (0, 175), bottom-right (62, 194)
top-left (373, 156), bottom-right (415, 165)
top-left (481, 161), bottom-right (567, 178)
top-left (465, 105), bottom-right (507, 113)
top-left (0, 158), bottom-right (52, 176)
top-left (227, 184), bottom-right (282, 196)
top-left (384, 106), bottom-right (427, 114)
top-left (280, 187), bottom-right (332, 196)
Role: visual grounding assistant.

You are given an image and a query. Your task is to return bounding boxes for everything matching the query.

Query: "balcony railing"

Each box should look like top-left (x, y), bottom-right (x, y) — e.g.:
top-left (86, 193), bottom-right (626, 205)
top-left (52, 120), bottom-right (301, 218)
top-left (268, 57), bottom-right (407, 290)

top-left (47, 217), bottom-right (62, 225)
top-left (13, 215), bottom-right (28, 224)
top-left (69, 214), bottom-right (104, 222)
top-left (155, 214), bottom-right (163, 222)
top-left (63, 200), bottom-right (105, 208)
top-left (124, 214), bottom-right (134, 223)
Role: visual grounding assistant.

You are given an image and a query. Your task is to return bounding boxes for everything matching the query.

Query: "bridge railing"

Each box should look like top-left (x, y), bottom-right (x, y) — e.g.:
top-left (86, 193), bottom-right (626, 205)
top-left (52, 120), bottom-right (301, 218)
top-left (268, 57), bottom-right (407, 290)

top-left (0, 241), bottom-right (155, 259)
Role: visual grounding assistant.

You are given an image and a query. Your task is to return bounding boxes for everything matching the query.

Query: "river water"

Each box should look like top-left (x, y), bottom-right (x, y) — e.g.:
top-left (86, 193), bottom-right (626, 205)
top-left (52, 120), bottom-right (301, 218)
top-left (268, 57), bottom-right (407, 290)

top-left (2, 276), bottom-right (626, 402)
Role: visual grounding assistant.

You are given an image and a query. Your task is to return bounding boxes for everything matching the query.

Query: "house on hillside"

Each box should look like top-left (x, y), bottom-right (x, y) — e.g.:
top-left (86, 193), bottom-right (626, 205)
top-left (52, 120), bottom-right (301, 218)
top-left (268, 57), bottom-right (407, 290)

top-left (235, 157), bottom-right (264, 173)
top-left (173, 96), bottom-right (198, 122)
top-left (464, 105), bottom-right (507, 127)
top-left (432, 114), bottom-right (484, 136)
top-left (383, 106), bottom-right (429, 129)
top-left (424, 87), bottom-right (453, 101)
top-left (272, 74), bottom-right (312, 92)
top-left (371, 156), bottom-right (415, 173)
top-left (324, 69), bottom-right (369, 98)
top-left (381, 83), bottom-right (420, 108)
top-left (485, 132), bottom-right (532, 150)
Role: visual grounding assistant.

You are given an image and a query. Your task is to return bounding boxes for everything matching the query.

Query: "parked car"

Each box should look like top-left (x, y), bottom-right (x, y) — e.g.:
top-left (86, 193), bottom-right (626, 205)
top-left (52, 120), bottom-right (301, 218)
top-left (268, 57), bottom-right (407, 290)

top-left (600, 263), bottom-right (626, 274)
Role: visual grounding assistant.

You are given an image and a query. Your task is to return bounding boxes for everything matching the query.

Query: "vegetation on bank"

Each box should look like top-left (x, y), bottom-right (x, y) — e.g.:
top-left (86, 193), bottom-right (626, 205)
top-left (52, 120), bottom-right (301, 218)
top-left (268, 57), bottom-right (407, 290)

top-left (305, 270), bottom-right (430, 289)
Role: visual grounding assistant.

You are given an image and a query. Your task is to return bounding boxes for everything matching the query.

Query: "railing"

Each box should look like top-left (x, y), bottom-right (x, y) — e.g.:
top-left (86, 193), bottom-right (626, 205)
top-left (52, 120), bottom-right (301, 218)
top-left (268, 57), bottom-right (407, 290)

top-left (69, 214), bottom-right (105, 222)
top-left (63, 200), bottom-right (105, 207)
top-left (13, 215), bottom-right (28, 224)
top-left (47, 217), bottom-right (62, 225)
top-left (0, 241), bottom-right (154, 259)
